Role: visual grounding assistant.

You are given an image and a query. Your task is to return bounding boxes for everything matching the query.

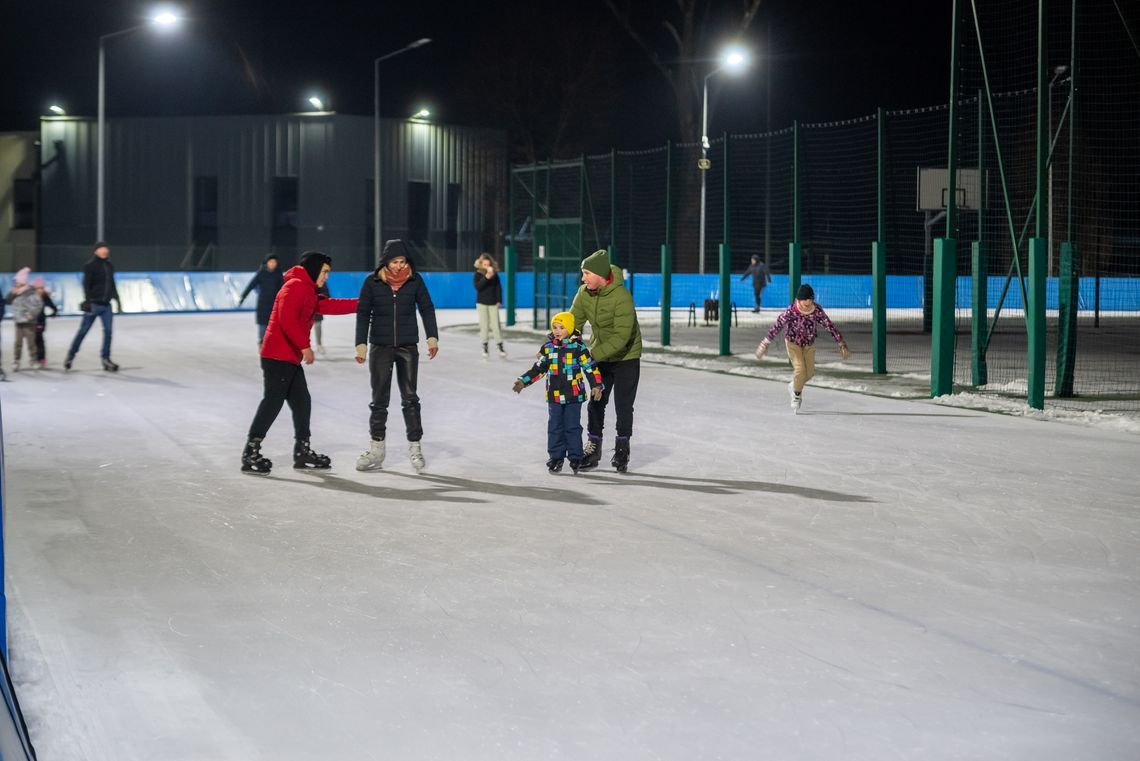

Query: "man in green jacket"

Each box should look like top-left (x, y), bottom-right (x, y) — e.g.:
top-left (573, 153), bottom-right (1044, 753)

top-left (570, 249), bottom-right (643, 472)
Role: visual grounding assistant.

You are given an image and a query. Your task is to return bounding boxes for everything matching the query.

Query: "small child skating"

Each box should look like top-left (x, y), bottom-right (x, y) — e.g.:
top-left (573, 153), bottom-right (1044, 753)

top-left (755, 284), bottom-right (850, 413)
top-left (512, 312), bottom-right (603, 473)
top-left (5, 268), bottom-right (44, 372)
top-left (33, 277), bottom-right (58, 366)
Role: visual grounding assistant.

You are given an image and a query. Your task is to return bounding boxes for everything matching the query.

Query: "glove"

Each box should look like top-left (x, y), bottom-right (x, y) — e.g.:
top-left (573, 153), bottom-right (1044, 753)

top-left (591, 385), bottom-right (603, 401)
top-left (512, 380), bottom-right (525, 394)
top-left (838, 342), bottom-right (851, 360)
top-left (755, 338), bottom-right (770, 360)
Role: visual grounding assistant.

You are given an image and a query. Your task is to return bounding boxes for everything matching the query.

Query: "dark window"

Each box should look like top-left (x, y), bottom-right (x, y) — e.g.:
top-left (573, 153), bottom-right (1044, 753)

top-left (193, 176), bottom-right (218, 245)
top-left (445, 183), bottom-right (461, 250)
top-left (271, 177), bottom-right (299, 254)
top-left (364, 179), bottom-right (375, 269)
top-left (407, 181), bottom-right (431, 243)
top-left (12, 179), bottom-right (34, 230)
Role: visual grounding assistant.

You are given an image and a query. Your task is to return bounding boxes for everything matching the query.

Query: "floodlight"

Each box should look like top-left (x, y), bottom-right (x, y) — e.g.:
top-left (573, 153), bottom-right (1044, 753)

top-left (49, 104), bottom-right (66, 115)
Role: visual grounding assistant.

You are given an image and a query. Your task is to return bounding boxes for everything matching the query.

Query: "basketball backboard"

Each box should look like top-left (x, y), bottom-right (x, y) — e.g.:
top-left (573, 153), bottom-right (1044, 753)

top-left (917, 167), bottom-right (983, 211)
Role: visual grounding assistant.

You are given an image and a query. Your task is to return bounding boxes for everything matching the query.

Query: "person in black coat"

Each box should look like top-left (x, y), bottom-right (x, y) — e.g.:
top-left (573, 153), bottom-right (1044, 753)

top-left (65, 241), bottom-right (122, 371)
top-left (473, 253), bottom-right (505, 358)
top-left (353, 240), bottom-right (439, 472)
top-left (239, 254), bottom-right (284, 344)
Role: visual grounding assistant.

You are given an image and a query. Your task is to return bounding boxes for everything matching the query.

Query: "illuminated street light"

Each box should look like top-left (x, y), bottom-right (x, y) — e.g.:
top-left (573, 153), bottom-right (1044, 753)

top-left (49, 104), bottom-right (66, 115)
top-left (412, 108), bottom-right (431, 119)
top-left (308, 96), bottom-right (325, 111)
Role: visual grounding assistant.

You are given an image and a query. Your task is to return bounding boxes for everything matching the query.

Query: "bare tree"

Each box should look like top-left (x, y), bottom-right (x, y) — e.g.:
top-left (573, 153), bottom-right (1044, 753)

top-left (602, 0), bottom-right (764, 142)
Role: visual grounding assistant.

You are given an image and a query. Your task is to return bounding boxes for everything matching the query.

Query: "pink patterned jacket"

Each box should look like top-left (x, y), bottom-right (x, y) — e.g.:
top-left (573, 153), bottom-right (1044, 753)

top-left (765, 302), bottom-right (844, 347)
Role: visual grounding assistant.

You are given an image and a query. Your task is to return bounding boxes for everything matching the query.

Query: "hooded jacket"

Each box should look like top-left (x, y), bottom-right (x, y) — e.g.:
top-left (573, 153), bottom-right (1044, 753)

top-left (569, 264), bottom-right (643, 362)
top-left (260, 266), bottom-right (358, 364)
top-left (355, 262), bottom-right (439, 347)
top-left (240, 257), bottom-right (285, 325)
top-left (517, 331), bottom-right (603, 405)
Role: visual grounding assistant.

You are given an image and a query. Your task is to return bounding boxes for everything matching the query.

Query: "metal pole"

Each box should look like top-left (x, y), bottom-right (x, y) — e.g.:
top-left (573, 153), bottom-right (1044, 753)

top-left (699, 76), bottom-right (710, 276)
top-left (97, 38), bottom-right (106, 242)
top-left (1027, 0), bottom-right (1049, 410)
top-left (763, 16), bottom-right (772, 269)
top-left (373, 57), bottom-right (381, 267)
top-left (719, 131), bottom-right (731, 356)
top-left (872, 107), bottom-right (886, 374)
top-left (662, 140), bottom-right (673, 346)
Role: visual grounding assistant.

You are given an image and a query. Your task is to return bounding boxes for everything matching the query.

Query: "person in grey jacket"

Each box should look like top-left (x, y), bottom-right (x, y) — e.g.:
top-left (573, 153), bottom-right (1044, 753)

top-left (65, 241), bottom-right (121, 372)
top-left (353, 240), bottom-right (439, 472)
top-left (5, 267), bottom-right (43, 372)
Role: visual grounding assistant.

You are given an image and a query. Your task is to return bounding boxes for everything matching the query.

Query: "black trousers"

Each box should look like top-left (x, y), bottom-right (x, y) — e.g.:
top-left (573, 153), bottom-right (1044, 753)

top-left (753, 285), bottom-right (766, 309)
top-left (248, 358), bottom-right (311, 441)
top-left (368, 344), bottom-right (422, 442)
top-left (587, 358), bottom-right (640, 440)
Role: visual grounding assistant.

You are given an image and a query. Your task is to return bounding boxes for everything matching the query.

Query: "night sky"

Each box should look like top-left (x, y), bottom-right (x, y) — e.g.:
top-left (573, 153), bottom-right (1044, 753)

top-left (3, 0), bottom-right (951, 155)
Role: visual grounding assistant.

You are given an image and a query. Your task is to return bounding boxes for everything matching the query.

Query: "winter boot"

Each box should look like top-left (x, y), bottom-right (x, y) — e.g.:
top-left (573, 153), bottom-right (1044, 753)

top-left (611, 436), bottom-right (630, 472)
top-left (355, 439), bottom-right (386, 471)
top-left (409, 441), bottom-right (426, 472)
top-left (497, 343), bottom-right (507, 359)
top-left (241, 437), bottom-right (272, 475)
top-left (102, 358), bottom-right (119, 372)
top-left (579, 435), bottom-right (603, 471)
top-left (546, 458), bottom-right (564, 473)
top-left (482, 342), bottom-right (489, 359)
top-left (293, 439), bottom-right (332, 470)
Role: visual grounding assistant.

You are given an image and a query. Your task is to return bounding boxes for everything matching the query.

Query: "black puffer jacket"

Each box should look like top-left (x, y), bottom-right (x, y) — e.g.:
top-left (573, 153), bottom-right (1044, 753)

top-left (82, 256), bottom-right (119, 305)
top-left (355, 269), bottom-right (438, 347)
top-left (474, 270), bottom-right (502, 306)
top-left (240, 260), bottom-right (285, 325)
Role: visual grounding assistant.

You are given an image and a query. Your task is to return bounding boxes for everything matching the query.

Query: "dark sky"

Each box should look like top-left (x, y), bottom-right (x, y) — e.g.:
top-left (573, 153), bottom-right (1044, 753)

top-left (2, 0), bottom-right (952, 152)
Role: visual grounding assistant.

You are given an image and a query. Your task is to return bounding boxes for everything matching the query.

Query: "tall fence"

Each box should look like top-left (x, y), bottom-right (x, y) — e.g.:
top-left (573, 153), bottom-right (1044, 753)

top-left (507, 2), bottom-right (1139, 413)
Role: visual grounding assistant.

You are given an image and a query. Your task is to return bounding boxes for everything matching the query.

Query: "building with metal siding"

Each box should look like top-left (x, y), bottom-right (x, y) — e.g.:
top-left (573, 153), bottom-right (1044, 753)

top-left (37, 113), bottom-right (507, 272)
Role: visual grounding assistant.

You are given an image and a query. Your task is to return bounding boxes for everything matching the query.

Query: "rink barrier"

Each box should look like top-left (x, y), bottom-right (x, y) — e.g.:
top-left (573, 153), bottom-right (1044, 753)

top-left (0, 400), bottom-right (40, 760)
top-left (0, 271), bottom-right (1135, 316)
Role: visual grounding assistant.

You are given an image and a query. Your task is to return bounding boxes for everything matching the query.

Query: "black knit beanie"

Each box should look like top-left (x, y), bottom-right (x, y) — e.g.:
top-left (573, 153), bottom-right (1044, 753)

top-left (796, 284), bottom-right (814, 300)
top-left (380, 239), bottom-right (411, 267)
top-left (299, 251), bottom-right (331, 283)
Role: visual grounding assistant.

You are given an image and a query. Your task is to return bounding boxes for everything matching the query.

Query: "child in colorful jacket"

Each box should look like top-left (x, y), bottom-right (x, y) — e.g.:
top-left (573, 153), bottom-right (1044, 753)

top-left (512, 311), bottom-right (604, 473)
top-left (755, 284), bottom-right (850, 412)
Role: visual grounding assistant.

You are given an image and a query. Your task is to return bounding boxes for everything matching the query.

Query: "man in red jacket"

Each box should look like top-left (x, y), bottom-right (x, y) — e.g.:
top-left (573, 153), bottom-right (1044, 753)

top-left (241, 251), bottom-right (358, 475)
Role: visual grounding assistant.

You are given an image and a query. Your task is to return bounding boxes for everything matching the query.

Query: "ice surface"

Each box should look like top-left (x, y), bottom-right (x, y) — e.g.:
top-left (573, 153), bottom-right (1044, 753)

top-left (2, 311), bottom-right (1138, 760)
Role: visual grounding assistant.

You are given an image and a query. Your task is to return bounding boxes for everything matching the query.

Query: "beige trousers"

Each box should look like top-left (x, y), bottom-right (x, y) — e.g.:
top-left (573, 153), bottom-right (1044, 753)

top-left (785, 341), bottom-right (816, 393)
top-left (14, 323), bottom-right (36, 364)
top-left (476, 303), bottom-right (502, 343)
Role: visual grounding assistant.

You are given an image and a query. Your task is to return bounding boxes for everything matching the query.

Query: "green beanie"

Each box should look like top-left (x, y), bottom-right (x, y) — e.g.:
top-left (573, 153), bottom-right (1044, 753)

top-left (581, 249), bottom-right (611, 277)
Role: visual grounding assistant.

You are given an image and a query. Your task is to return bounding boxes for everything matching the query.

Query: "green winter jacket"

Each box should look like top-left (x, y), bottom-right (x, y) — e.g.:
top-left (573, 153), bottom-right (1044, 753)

top-left (570, 264), bottom-right (642, 362)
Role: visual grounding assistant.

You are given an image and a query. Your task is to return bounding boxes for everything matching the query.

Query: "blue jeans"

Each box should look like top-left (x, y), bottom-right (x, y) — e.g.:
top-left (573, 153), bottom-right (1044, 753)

top-left (68, 303), bottom-right (114, 360)
top-left (547, 401), bottom-right (584, 461)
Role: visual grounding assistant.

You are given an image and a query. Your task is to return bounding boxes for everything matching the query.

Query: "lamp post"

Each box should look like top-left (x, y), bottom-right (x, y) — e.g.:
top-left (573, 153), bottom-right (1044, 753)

top-left (373, 38), bottom-right (432, 266)
top-left (97, 10), bottom-right (181, 242)
top-left (698, 46), bottom-right (748, 276)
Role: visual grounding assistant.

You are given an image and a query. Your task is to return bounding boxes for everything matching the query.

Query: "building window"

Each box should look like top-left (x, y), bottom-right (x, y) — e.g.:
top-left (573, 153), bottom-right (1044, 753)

top-left (12, 179), bottom-right (34, 230)
top-left (193, 176), bottom-right (218, 245)
top-left (271, 177), bottom-right (299, 254)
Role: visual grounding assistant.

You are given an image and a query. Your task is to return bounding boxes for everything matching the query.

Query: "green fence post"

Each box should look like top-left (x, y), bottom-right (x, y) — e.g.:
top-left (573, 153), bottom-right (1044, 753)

top-left (1028, 237), bottom-right (1047, 409)
top-left (971, 241), bottom-right (987, 385)
top-left (719, 132), bottom-right (732, 356)
top-left (788, 120), bottom-right (802, 301)
top-left (931, 238), bottom-right (957, 396)
top-left (661, 140), bottom-right (673, 347)
top-left (505, 244), bottom-right (516, 327)
top-left (609, 149), bottom-right (617, 267)
top-left (1054, 242), bottom-right (1078, 397)
top-left (872, 108), bottom-right (886, 374)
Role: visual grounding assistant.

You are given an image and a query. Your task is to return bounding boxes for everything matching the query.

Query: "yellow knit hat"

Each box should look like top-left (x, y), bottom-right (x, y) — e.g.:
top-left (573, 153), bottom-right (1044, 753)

top-left (551, 311), bottom-right (575, 333)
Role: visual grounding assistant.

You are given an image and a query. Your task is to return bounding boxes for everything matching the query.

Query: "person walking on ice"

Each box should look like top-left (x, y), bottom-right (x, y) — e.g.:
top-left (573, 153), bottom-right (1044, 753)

top-left (570, 249), bottom-right (642, 472)
top-left (240, 251), bottom-right (358, 475)
top-left (512, 311), bottom-right (603, 474)
top-left (755, 283), bottom-right (850, 413)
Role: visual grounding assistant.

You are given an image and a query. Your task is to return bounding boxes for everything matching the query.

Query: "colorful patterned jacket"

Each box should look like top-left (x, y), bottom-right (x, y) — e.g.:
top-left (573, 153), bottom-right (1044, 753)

top-left (518, 332), bottom-right (604, 404)
top-left (765, 302), bottom-right (845, 347)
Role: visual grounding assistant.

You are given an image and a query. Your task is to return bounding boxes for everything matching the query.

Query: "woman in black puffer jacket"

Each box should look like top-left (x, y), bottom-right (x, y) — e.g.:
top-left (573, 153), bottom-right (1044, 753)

top-left (354, 240), bottom-right (439, 472)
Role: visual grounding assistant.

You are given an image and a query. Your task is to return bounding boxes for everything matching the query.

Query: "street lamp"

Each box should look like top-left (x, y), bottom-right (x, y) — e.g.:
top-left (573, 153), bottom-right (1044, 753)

top-left (308, 95), bottom-right (325, 111)
top-left (412, 108), bottom-right (431, 120)
top-left (698, 45), bottom-right (749, 275)
top-left (373, 38), bottom-right (432, 266)
top-left (48, 105), bottom-right (66, 115)
top-left (97, 8), bottom-right (181, 241)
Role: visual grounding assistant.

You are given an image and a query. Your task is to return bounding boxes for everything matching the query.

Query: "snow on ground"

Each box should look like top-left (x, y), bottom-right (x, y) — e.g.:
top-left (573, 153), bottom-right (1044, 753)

top-left (2, 310), bottom-right (1138, 761)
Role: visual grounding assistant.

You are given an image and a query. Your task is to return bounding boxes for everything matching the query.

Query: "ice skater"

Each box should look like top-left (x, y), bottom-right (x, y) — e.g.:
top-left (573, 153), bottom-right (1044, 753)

top-left (473, 253), bottom-right (506, 359)
top-left (5, 267), bottom-right (43, 372)
top-left (755, 284), bottom-right (850, 413)
top-left (239, 253), bottom-right (284, 345)
top-left (740, 254), bottom-right (772, 312)
top-left (512, 312), bottom-right (603, 474)
top-left (65, 241), bottom-right (121, 371)
top-left (33, 277), bottom-right (58, 366)
top-left (354, 240), bottom-right (439, 473)
top-left (241, 251), bottom-right (358, 475)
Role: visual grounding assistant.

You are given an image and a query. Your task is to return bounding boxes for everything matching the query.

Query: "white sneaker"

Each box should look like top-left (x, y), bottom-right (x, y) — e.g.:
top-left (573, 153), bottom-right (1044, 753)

top-left (409, 441), bottom-right (425, 472)
top-left (355, 439), bottom-right (385, 471)
top-left (788, 381), bottom-right (802, 413)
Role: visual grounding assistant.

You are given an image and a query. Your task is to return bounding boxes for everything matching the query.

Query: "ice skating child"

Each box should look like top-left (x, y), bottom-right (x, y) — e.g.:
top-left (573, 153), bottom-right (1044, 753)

top-left (512, 312), bottom-right (603, 473)
top-left (6, 267), bottom-right (43, 372)
top-left (33, 277), bottom-right (58, 366)
top-left (755, 284), bottom-right (850, 412)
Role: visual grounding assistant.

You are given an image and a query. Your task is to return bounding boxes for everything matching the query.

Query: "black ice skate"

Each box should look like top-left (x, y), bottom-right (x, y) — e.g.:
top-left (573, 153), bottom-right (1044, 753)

top-left (579, 436), bottom-right (602, 471)
top-left (568, 459), bottom-right (582, 474)
top-left (102, 358), bottom-right (119, 372)
top-left (293, 439), bottom-right (331, 470)
top-left (241, 437), bottom-right (272, 475)
top-left (611, 436), bottom-right (630, 472)
top-left (546, 458), bottom-right (564, 473)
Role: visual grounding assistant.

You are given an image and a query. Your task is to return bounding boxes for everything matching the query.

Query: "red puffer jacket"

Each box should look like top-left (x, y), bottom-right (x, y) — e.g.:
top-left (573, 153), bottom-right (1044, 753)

top-left (260, 266), bottom-right (358, 363)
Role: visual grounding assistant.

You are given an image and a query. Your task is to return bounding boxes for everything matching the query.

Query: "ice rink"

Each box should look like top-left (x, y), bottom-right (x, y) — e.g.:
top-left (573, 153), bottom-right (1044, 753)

top-left (2, 310), bottom-right (1138, 760)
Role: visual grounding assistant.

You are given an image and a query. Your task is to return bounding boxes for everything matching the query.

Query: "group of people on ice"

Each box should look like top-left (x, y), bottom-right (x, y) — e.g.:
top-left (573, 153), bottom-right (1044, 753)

top-left (239, 239), bottom-right (849, 478)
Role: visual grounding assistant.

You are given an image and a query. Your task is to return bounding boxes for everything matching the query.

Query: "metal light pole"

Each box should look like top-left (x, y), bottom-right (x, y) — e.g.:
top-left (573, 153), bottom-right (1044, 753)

top-left (697, 47), bottom-right (748, 277)
top-left (373, 38), bottom-right (431, 267)
top-left (1047, 64), bottom-right (1068, 277)
top-left (97, 11), bottom-right (180, 242)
